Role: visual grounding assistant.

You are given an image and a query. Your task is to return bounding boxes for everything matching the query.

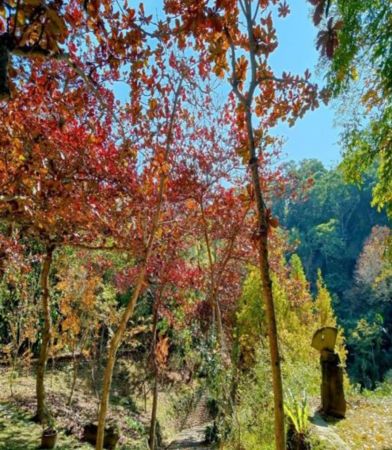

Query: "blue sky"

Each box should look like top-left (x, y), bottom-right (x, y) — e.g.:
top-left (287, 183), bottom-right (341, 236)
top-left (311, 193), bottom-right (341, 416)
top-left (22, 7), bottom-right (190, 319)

top-left (140, 1), bottom-right (342, 167)
top-left (271, 2), bottom-right (341, 167)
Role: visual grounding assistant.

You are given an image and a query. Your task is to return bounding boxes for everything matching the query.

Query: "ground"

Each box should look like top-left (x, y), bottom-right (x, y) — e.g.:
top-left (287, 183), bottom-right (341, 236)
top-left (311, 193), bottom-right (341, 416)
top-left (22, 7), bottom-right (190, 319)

top-left (168, 425), bottom-right (213, 449)
top-left (0, 365), bottom-right (212, 449)
top-left (335, 396), bottom-right (392, 449)
top-left (310, 394), bottom-right (392, 450)
top-left (0, 366), bottom-right (149, 449)
top-left (0, 403), bottom-right (92, 450)
top-left (0, 367), bottom-right (391, 449)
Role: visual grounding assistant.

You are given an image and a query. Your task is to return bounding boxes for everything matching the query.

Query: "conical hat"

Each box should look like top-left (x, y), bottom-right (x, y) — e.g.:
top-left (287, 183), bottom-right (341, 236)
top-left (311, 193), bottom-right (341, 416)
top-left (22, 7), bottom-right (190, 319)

top-left (311, 327), bottom-right (338, 352)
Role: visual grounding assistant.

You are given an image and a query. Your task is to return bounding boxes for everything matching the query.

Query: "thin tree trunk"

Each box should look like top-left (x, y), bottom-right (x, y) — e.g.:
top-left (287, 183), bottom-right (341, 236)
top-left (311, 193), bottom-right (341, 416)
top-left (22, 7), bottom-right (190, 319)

top-left (200, 201), bottom-right (219, 336)
top-left (95, 78), bottom-right (183, 450)
top-left (200, 200), bottom-right (225, 350)
top-left (143, 381), bottom-right (148, 412)
top-left (224, 1), bottom-right (286, 446)
top-left (200, 199), bottom-right (250, 353)
top-left (68, 331), bottom-right (87, 406)
top-left (149, 373), bottom-right (159, 450)
top-left (68, 347), bottom-right (78, 406)
top-left (96, 266), bottom-right (149, 448)
top-left (246, 107), bottom-right (285, 449)
top-left (149, 302), bottom-right (159, 450)
top-left (99, 325), bottom-right (105, 368)
top-left (35, 244), bottom-right (54, 423)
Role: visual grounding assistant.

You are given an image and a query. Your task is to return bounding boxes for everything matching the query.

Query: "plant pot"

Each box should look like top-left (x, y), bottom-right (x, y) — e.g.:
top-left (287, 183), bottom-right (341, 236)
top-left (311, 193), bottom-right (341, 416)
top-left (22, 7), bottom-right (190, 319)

top-left (40, 428), bottom-right (58, 449)
top-left (82, 423), bottom-right (120, 450)
top-left (286, 428), bottom-right (310, 450)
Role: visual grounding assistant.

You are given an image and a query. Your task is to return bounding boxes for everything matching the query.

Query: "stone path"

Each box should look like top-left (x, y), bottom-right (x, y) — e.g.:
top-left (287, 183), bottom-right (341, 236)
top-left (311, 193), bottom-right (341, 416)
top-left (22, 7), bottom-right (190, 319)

top-left (167, 393), bottom-right (213, 449)
top-left (310, 412), bottom-right (351, 450)
top-left (167, 424), bottom-right (212, 449)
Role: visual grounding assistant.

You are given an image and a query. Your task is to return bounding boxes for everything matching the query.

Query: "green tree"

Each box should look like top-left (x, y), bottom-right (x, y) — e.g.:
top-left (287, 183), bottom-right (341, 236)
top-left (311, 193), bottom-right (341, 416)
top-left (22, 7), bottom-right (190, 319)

top-left (273, 160), bottom-right (388, 296)
top-left (314, 271), bottom-right (346, 365)
top-left (314, 270), bottom-right (336, 328)
top-left (308, 0), bottom-right (392, 215)
top-left (347, 316), bottom-right (386, 389)
top-left (230, 248), bottom-right (345, 448)
top-left (343, 226), bottom-right (392, 387)
top-left (235, 266), bottom-right (265, 369)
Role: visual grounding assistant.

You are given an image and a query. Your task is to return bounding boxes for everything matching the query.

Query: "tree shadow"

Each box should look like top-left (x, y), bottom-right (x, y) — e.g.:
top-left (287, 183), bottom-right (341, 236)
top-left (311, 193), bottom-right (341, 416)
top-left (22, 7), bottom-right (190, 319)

top-left (309, 410), bottom-right (345, 428)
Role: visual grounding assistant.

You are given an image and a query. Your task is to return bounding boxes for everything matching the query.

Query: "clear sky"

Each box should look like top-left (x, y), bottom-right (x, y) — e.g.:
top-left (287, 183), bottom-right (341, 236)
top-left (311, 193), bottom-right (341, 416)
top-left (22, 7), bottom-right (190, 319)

top-left (271, 1), bottom-right (341, 167)
top-left (138, 1), bottom-right (342, 167)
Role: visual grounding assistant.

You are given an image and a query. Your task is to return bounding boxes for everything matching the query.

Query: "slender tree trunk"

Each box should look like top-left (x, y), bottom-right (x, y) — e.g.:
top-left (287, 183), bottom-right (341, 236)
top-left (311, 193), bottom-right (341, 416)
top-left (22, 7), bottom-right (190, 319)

top-left (35, 244), bottom-right (54, 423)
top-left (200, 200), bottom-right (225, 350)
top-left (0, 34), bottom-right (10, 99)
top-left (200, 199), bottom-right (250, 353)
top-left (96, 268), bottom-right (149, 448)
top-left (99, 325), bottom-right (105, 368)
top-left (149, 373), bottom-right (159, 449)
top-left (245, 108), bottom-right (285, 449)
top-left (200, 201), bottom-right (219, 337)
top-left (149, 303), bottom-right (159, 450)
top-left (68, 347), bottom-right (78, 406)
top-left (68, 329), bottom-right (89, 405)
top-left (225, 1), bottom-right (286, 445)
top-left (214, 300), bottom-right (224, 347)
top-left (95, 78), bottom-right (183, 450)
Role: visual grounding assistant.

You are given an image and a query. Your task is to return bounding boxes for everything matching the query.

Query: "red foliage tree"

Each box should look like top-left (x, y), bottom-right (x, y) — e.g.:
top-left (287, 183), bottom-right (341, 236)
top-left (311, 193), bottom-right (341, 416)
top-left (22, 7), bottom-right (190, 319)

top-left (0, 58), bottom-right (131, 422)
top-left (163, 1), bottom-right (320, 447)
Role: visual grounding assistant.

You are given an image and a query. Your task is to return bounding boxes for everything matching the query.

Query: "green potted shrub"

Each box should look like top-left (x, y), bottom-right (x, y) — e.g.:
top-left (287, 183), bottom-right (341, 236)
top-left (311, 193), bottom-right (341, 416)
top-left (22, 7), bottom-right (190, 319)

top-left (285, 390), bottom-right (311, 450)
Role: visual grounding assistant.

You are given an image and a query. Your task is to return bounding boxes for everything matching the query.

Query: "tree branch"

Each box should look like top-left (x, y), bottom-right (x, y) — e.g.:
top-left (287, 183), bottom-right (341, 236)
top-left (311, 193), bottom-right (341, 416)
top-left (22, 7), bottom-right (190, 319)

top-left (224, 26), bottom-right (246, 105)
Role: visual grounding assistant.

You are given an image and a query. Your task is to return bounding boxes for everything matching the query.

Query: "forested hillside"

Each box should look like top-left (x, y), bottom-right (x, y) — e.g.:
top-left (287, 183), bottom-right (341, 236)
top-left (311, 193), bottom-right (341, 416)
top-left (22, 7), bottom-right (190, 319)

top-left (274, 161), bottom-right (388, 295)
top-left (273, 161), bottom-right (391, 388)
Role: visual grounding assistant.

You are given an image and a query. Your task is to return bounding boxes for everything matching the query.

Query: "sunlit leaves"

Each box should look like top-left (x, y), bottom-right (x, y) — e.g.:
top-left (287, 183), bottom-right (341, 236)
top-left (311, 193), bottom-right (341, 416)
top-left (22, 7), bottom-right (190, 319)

top-left (155, 336), bottom-right (169, 368)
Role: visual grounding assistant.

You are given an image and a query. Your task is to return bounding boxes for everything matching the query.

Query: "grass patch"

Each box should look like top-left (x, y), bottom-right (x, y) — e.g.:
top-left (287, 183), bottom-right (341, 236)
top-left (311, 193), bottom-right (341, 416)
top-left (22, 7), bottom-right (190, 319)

top-left (0, 402), bottom-right (91, 450)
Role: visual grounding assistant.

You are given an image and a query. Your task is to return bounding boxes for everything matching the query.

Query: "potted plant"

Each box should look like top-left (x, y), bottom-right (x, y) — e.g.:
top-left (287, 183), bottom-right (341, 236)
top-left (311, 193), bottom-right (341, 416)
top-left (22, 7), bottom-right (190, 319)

top-left (285, 390), bottom-right (311, 450)
top-left (40, 416), bottom-right (58, 449)
top-left (82, 422), bottom-right (120, 450)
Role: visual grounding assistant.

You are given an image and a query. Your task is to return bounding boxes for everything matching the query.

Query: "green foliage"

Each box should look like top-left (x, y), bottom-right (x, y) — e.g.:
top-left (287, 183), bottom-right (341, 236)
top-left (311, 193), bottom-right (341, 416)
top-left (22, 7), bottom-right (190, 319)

top-left (284, 390), bottom-right (309, 435)
top-left (273, 160), bottom-right (389, 296)
top-left (226, 346), bottom-right (275, 450)
top-left (226, 251), bottom-right (344, 448)
top-left (340, 106), bottom-right (392, 217)
top-left (272, 163), bottom-right (390, 387)
top-left (290, 254), bottom-right (307, 283)
top-left (343, 226), bottom-right (392, 387)
top-left (314, 271), bottom-right (336, 328)
top-left (327, 0), bottom-right (392, 97)
top-left (235, 266), bottom-right (264, 368)
top-left (125, 416), bottom-right (145, 435)
top-left (204, 421), bottom-right (220, 444)
top-left (201, 337), bottom-right (234, 442)
top-left (363, 370), bottom-right (392, 398)
top-left (319, 1), bottom-right (392, 216)
top-left (346, 315), bottom-right (389, 389)
top-left (169, 384), bottom-right (202, 430)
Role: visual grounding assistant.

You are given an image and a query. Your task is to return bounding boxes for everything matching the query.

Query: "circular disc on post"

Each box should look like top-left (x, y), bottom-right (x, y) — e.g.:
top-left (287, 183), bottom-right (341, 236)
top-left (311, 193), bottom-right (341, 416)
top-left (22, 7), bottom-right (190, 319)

top-left (311, 326), bottom-right (338, 352)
